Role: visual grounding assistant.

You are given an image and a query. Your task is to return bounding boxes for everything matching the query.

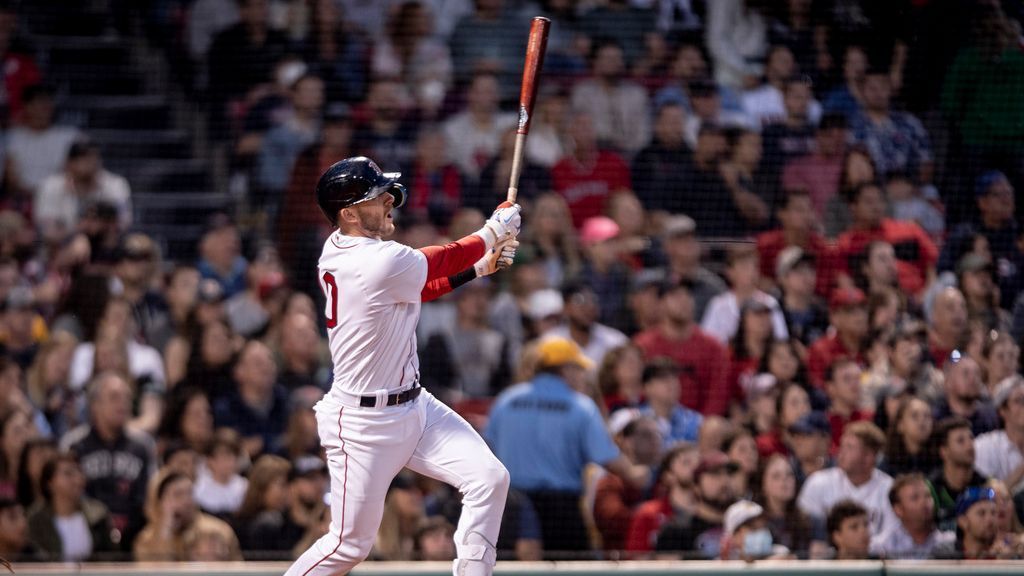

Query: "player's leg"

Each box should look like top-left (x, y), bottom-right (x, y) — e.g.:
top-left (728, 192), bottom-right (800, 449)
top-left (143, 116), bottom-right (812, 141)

top-left (405, 392), bottom-right (510, 576)
top-left (286, 404), bottom-right (418, 576)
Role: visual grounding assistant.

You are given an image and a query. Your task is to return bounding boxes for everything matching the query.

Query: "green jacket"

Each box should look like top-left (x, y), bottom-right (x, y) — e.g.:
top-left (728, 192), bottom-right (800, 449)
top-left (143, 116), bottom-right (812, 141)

top-left (941, 45), bottom-right (1024, 149)
top-left (26, 498), bottom-right (118, 562)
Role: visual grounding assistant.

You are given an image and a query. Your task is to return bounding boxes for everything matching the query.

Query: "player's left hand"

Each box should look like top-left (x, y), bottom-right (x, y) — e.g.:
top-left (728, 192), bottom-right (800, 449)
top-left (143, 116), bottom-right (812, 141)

top-left (474, 238), bottom-right (518, 277)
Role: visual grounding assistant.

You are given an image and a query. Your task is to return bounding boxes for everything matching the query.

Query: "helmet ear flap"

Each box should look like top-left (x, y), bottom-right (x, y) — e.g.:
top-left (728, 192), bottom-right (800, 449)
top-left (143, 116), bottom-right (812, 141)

top-left (388, 183), bottom-right (407, 208)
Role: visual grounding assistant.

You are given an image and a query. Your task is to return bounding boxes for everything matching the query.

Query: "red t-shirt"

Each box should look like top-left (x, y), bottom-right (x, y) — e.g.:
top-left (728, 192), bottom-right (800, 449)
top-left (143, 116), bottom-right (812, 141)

top-left (634, 326), bottom-right (731, 416)
top-left (594, 472), bottom-right (645, 552)
top-left (835, 219), bottom-right (938, 296)
top-left (551, 150), bottom-right (631, 229)
top-left (756, 229), bottom-right (837, 297)
top-left (806, 333), bottom-right (865, 389)
top-left (756, 429), bottom-right (790, 459)
top-left (626, 496), bottom-right (674, 553)
top-left (726, 351), bottom-right (758, 406)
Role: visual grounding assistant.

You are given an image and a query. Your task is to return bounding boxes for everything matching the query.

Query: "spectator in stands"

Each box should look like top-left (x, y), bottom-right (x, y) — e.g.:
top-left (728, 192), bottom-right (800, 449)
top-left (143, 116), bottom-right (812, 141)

top-left (941, 172), bottom-right (1019, 307)
top-left (109, 235), bottom-right (170, 349)
top-left (255, 74), bottom-right (325, 210)
top-left (372, 472), bottom-right (425, 561)
top-left (719, 128), bottom-right (771, 231)
top-left (704, 0), bottom-right (768, 90)
top-left (835, 183), bottom-right (938, 300)
top-left (594, 413), bottom-right (663, 552)
top-left (570, 39), bottom-right (651, 157)
top-left (414, 516), bottom-right (456, 561)
top-left (194, 428), bottom-right (247, 517)
top-left (402, 128), bottom-right (462, 228)
top-left (547, 279), bottom-right (627, 369)
top-left (26, 453), bottom-right (115, 561)
top-left (179, 317), bottom-right (238, 403)
top-left (373, 1), bottom-right (453, 116)
top-left (759, 380), bottom-right (812, 454)
top-left (15, 438), bottom-right (56, 510)
top-left (272, 386), bottom-right (322, 461)
top-left (743, 45), bottom-right (822, 127)
top-left (576, 217), bottom-right (632, 328)
top-left (633, 102), bottom-right (691, 215)
top-left (626, 443), bottom-right (699, 554)
top-left (133, 469), bottom-right (241, 561)
top-left (880, 396), bottom-right (935, 477)
top-left (827, 500), bottom-right (872, 560)
top-left (660, 215), bottom-right (726, 321)
top-left (782, 113), bottom-right (848, 220)
top-left (958, 254), bottom-right (1009, 333)
top-left (871, 473), bottom-right (952, 559)
top-left (760, 76), bottom-right (817, 181)
top-left (197, 213), bottom-right (247, 299)
top-left (931, 486), bottom-right (1000, 559)
top-left (719, 499), bottom-right (792, 560)
top-left (635, 281), bottom-right (730, 416)
top-left (683, 79), bottom-right (753, 149)
top-left (442, 72), bottom-right (516, 185)
top-left (421, 279), bottom-right (508, 402)
top-left (155, 386), bottom-right (213, 460)
top-left (578, 0), bottom-right (656, 68)
top-left (941, 3), bottom-right (1024, 210)
top-left (0, 285), bottom-right (42, 370)
top-left (974, 377), bottom-right (1024, 495)
top-left (473, 126), bottom-right (551, 213)
top-left (185, 0), bottom-right (239, 80)
top-left (850, 69), bottom-right (933, 183)
top-left (205, 0), bottom-right (287, 138)
top-left (5, 84), bottom-right (80, 203)
top-left (298, 0), bottom-right (370, 105)
top-left (822, 45), bottom-right (868, 120)
top-left (35, 139), bottom-right (132, 240)
top-left (797, 421), bottom-right (897, 537)
top-left (753, 452), bottom-right (819, 556)
top-left (702, 244), bottom-right (787, 345)
top-left (775, 247), bottom-right (828, 346)
top-left (983, 332), bottom-right (1019, 397)
top-left (448, 0), bottom-right (526, 102)
top-left (655, 450), bottom-right (739, 558)
top-left (486, 337), bottom-right (649, 553)
top-left (275, 313), bottom-right (327, 392)
top-left (930, 417), bottom-right (987, 533)
top-left (851, 240), bottom-right (898, 298)
top-left (823, 358), bottom-right (871, 453)
top-left (886, 171), bottom-right (944, 240)
top-left (933, 353), bottom-right (999, 437)
top-left (0, 495), bottom-right (35, 561)
top-left (61, 372), bottom-right (155, 551)
top-left (824, 146), bottom-right (877, 238)
top-left (639, 358), bottom-right (702, 445)
top-left (224, 245), bottom-right (286, 339)
top-left (723, 427), bottom-right (759, 498)
top-left (596, 344), bottom-right (644, 413)
top-left (254, 454), bottom-right (325, 556)
top-left (0, 409), bottom-right (35, 499)
top-left (213, 340), bottom-right (287, 458)
top-left (551, 109), bottom-right (631, 229)
top-left (987, 479), bottom-right (1024, 553)
top-left (928, 287), bottom-right (968, 366)
top-left (726, 300), bottom-right (775, 410)
top-left (352, 77), bottom-right (417, 172)
top-left (757, 190), bottom-right (834, 296)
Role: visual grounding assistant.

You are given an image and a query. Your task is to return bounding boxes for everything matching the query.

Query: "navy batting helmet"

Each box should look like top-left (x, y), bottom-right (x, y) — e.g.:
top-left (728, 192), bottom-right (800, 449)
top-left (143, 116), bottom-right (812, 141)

top-left (315, 156), bottom-right (407, 225)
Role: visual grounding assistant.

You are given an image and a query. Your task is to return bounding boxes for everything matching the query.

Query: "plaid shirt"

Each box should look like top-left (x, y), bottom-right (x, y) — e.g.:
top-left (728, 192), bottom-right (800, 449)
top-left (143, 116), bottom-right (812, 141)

top-left (850, 110), bottom-right (932, 177)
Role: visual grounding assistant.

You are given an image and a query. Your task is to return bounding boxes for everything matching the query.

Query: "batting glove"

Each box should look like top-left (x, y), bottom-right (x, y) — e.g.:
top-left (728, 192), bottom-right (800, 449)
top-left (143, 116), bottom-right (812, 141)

top-left (476, 202), bottom-right (521, 249)
top-left (475, 239), bottom-right (519, 277)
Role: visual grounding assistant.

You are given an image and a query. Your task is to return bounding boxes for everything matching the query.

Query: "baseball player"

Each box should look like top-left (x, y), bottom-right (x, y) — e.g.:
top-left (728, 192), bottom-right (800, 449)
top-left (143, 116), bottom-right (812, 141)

top-left (285, 156), bottom-right (520, 576)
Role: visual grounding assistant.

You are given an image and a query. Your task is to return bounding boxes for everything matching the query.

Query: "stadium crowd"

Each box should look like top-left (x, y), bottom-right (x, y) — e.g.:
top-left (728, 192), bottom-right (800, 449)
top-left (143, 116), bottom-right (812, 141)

top-left (0, 0), bottom-right (1022, 565)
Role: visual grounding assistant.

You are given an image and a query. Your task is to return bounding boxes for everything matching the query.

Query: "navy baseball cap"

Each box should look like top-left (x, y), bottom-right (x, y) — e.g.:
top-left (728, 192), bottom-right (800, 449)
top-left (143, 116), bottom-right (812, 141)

top-left (788, 411), bottom-right (832, 436)
top-left (955, 486), bottom-right (996, 516)
top-left (976, 170), bottom-right (1009, 197)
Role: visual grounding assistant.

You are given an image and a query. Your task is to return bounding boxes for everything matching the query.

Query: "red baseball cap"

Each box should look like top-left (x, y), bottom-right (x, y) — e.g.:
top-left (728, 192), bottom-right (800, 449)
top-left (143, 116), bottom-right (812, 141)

top-left (829, 286), bottom-right (866, 310)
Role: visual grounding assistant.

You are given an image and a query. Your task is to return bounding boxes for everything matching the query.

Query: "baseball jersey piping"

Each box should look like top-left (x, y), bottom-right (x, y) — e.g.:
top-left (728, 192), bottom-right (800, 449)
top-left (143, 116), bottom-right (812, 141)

top-left (302, 407), bottom-right (347, 575)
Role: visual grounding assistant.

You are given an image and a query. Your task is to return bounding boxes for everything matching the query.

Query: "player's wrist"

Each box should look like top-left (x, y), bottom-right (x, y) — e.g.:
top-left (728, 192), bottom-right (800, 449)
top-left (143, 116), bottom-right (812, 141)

top-left (473, 222), bottom-right (501, 250)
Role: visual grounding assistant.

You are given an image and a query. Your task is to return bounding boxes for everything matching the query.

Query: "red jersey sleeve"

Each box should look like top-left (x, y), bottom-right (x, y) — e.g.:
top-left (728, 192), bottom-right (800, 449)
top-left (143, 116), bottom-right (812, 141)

top-left (418, 235), bottom-right (485, 282)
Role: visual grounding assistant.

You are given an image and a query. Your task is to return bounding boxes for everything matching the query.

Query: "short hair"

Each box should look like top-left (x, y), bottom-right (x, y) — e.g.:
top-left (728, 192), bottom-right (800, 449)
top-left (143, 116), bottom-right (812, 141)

top-left (933, 416), bottom-right (972, 449)
top-left (845, 421), bottom-right (886, 454)
top-left (206, 428), bottom-right (243, 458)
top-left (725, 243), bottom-right (758, 267)
top-left (656, 442), bottom-right (698, 485)
top-left (889, 473), bottom-right (927, 507)
top-left (825, 356), bottom-right (859, 384)
top-left (779, 188), bottom-right (812, 210)
top-left (589, 37), bottom-right (623, 63)
top-left (844, 181), bottom-right (883, 205)
top-left (86, 371), bottom-right (130, 407)
top-left (827, 499), bottom-right (868, 545)
top-left (642, 357), bottom-right (680, 385)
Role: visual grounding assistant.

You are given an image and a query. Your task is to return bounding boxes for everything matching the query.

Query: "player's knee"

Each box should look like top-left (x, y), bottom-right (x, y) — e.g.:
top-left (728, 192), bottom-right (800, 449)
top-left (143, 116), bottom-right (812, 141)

top-left (476, 461), bottom-right (510, 498)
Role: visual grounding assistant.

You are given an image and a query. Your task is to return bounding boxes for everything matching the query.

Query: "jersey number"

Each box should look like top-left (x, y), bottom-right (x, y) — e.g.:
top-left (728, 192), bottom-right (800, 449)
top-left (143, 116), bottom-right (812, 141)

top-left (322, 272), bottom-right (339, 328)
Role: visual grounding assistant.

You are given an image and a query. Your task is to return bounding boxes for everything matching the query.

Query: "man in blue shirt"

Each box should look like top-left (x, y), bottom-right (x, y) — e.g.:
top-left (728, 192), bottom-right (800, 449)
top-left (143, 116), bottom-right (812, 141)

top-left (638, 358), bottom-right (703, 445)
top-left (486, 337), bottom-right (650, 555)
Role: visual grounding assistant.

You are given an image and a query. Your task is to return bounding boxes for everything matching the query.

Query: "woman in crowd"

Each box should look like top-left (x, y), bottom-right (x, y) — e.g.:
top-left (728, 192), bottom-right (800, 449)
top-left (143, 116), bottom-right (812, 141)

top-left (183, 319), bottom-right (240, 402)
top-left (372, 1), bottom-right (452, 116)
top-left (824, 145), bottom-right (876, 238)
top-left (0, 410), bottom-right (35, 497)
top-left (15, 439), bottom-right (56, 510)
top-left (723, 427), bottom-right (759, 498)
top-left (519, 193), bottom-right (582, 288)
top-left (983, 331), bottom-right (1020, 397)
top-left (729, 301), bottom-right (776, 414)
top-left (26, 453), bottom-right (115, 561)
top-left (881, 396), bottom-right (935, 476)
top-left (597, 344), bottom-right (645, 413)
top-left (373, 473), bottom-right (426, 561)
top-left (233, 455), bottom-right (292, 552)
top-left (156, 386), bottom-right (214, 456)
top-left (752, 453), bottom-right (821, 557)
top-left (25, 332), bottom-right (79, 437)
top-left (756, 382), bottom-right (811, 457)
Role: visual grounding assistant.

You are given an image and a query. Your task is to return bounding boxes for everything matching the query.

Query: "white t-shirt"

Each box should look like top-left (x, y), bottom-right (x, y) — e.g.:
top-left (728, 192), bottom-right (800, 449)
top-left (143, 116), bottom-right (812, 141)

top-left (797, 467), bottom-right (898, 537)
top-left (35, 169), bottom-right (132, 232)
top-left (741, 84), bottom-right (823, 127)
top-left (547, 323), bottom-right (628, 370)
top-left (6, 125), bottom-right (79, 192)
top-left (69, 340), bottom-right (167, 392)
top-left (319, 232), bottom-right (429, 398)
top-left (442, 111), bottom-right (517, 181)
top-left (194, 466), bottom-right (248, 514)
top-left (975, 430), bottom-right (1024, 493)
top-left (54, 512), bottom-right (93, 561)
top-left (700, 290), bottom-right (789, 344)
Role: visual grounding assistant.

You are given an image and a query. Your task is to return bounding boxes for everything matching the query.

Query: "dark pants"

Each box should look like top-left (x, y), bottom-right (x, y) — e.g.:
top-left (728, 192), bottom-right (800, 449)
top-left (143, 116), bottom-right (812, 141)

top-left (524, 490), bottom-right (592, 558)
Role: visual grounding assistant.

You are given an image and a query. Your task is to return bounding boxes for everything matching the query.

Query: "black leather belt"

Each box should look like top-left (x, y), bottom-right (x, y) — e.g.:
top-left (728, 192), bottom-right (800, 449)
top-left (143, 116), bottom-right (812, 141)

top-left (360, 386), bottom-right (421, 408)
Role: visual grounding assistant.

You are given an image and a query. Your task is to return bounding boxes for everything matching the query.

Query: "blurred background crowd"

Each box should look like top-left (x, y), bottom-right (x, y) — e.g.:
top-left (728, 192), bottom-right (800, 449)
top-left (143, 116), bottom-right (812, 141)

top-left (0, 0), bottom-right (1021, 565)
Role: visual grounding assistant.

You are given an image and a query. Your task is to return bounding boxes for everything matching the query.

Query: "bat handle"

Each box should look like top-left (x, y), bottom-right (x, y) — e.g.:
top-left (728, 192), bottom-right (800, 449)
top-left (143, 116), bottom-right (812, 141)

top-left (506, 132), bottom-right (527, 205)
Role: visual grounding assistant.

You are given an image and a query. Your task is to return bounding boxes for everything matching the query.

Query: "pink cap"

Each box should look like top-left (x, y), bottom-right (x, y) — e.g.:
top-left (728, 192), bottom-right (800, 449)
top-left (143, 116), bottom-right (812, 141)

top-left (579, 216), bottom-right (620, 246)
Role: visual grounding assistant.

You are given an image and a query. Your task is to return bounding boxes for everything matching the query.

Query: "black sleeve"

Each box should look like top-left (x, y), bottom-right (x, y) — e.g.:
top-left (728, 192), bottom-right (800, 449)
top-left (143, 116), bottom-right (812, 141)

top-left (448, 268), bottom-right (478, 290)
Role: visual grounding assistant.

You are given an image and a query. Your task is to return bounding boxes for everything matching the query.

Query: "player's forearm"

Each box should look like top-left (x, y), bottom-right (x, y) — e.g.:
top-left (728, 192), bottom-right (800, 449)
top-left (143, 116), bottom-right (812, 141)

top-left (421, 268), bottom-right (477, 303)
top-left (418, 235), bottom-right (486, 282)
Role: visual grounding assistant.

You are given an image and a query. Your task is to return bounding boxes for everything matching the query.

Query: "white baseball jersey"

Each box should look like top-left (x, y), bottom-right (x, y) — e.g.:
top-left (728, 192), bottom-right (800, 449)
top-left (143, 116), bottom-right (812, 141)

top-left (318, 231), bottom-right (427, 398)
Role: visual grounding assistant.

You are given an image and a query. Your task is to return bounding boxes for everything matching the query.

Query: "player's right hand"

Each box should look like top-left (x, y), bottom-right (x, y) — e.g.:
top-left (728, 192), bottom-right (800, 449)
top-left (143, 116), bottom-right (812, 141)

top-left (481, 203), bottom-right (521, 246)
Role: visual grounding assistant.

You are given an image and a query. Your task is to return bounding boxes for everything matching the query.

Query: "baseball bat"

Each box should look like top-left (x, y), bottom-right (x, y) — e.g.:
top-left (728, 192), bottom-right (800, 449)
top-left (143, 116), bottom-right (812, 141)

top-left (506, 16), bottom-right (550, 205)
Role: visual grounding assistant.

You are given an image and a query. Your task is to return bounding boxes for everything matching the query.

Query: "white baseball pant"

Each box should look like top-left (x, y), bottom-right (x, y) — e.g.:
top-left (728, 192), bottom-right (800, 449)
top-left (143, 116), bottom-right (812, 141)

top-left (285, 389), bottom-right (509, 576)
